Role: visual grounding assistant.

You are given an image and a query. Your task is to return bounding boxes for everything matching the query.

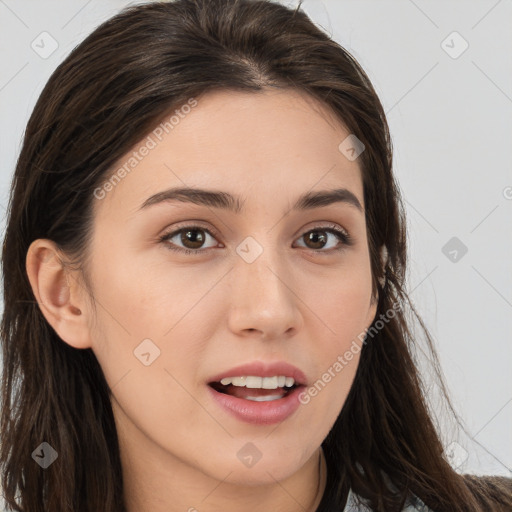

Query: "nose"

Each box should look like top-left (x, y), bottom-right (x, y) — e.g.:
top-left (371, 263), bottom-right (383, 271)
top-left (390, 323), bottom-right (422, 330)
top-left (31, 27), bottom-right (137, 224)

top-left (226, 248), bottom-right (304, 341)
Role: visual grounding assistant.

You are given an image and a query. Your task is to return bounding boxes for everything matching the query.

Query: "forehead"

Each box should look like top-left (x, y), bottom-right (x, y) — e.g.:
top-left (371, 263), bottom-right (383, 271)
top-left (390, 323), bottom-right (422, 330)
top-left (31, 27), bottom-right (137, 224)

top-left (94, 88), bottom-right (364, 218)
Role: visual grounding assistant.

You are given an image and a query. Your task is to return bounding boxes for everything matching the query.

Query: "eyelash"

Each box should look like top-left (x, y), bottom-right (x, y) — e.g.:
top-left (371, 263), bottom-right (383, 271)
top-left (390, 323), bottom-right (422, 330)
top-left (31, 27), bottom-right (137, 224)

top-left (158, 223), bottom-right (353, 256)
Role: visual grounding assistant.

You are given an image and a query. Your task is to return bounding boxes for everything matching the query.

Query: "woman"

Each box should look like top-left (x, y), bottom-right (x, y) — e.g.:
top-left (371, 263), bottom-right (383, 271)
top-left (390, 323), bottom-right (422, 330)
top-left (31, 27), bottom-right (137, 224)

top-left (1, 0), bottom-right (510, 511)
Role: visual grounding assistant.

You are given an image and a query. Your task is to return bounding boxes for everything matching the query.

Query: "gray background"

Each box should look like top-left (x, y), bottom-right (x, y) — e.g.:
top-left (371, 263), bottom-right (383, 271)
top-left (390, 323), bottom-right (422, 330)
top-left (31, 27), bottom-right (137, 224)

top-left (0, 0), bottom-right (510, 507)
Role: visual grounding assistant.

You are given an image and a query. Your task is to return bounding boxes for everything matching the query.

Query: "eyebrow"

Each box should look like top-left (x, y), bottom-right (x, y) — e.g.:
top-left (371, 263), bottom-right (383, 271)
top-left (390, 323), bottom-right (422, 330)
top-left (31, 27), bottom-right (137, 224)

top-left (139, 186), bottom-right (363, 214)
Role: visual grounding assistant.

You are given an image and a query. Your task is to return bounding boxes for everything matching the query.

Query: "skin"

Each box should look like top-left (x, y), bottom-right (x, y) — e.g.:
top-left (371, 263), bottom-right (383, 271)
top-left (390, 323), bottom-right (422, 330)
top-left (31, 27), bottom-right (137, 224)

top-left (26, 88), bottom-right (378, 512)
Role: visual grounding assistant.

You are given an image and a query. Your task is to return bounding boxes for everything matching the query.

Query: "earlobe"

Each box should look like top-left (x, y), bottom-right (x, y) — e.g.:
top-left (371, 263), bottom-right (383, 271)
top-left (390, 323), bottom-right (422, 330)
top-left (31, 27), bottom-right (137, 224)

top-left (25, 239), bottom-right (92, 349)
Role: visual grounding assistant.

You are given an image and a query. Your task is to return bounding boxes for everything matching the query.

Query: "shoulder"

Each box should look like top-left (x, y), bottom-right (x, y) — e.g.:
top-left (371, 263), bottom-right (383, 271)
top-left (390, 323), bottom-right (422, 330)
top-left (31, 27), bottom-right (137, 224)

top-left (342, 489), bottom-right (434, 512)
top-left (342, 476), bottom-right (512, 511)
top-left (402, 494), bottom-right (433, 512)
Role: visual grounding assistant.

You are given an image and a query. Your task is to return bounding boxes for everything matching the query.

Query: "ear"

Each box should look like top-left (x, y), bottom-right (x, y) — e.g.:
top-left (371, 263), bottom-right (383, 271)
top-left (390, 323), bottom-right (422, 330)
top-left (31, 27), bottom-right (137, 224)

top-left (26, 239), bottom-right (92, 349)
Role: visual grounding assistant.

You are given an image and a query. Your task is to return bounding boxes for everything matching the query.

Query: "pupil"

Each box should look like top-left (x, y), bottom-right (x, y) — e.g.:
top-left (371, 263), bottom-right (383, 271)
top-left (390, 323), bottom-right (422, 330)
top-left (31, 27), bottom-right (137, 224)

top-left (307, 231), bottom-right (326, 249)
top-left (183, 229), bottom-right (204, 249)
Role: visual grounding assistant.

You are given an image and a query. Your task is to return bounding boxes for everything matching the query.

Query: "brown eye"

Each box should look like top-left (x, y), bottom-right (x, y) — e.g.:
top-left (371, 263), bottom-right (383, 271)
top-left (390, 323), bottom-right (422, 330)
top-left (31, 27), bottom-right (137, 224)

top-left (303, 230), bottom-right (329, 250)
top-left (179, 228), bottom-right (207, 249)
top-left (160, 226), bottom-right (219, 254)
top-left (160, 223), bottom-right (352, 256)
top-left (295, 226), bottom-right (351, 252)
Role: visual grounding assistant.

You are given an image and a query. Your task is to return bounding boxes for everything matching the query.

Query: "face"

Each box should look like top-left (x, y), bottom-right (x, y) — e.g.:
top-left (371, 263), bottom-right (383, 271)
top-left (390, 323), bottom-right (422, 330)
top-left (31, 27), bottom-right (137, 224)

top-left (80, 88), bottom-right (377, 484)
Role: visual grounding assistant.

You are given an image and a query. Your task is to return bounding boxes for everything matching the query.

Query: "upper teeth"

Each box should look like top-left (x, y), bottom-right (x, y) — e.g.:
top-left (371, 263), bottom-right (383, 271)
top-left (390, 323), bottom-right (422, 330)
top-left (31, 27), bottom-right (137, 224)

top-left (219, 376), bottom-right (295, 389)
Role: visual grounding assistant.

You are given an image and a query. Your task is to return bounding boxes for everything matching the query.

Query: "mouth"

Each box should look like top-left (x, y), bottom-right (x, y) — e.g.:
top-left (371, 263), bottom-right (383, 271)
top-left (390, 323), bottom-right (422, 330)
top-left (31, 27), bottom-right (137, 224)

top-left (206, 362), bottom-right (308, 425)
top-left (208, 377), bottom-right (301, 402)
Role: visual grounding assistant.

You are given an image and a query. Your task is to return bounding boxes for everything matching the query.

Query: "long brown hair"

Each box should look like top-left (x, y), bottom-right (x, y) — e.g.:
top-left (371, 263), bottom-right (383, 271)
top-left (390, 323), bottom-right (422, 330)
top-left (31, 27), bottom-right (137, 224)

top-left (1, 1), bottom-right (510, 511)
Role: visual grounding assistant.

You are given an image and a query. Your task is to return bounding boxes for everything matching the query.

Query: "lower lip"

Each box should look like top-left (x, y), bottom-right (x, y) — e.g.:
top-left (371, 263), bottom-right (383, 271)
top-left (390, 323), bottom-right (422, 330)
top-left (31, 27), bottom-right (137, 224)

top-left (207, 385), bottom-right (305, 425)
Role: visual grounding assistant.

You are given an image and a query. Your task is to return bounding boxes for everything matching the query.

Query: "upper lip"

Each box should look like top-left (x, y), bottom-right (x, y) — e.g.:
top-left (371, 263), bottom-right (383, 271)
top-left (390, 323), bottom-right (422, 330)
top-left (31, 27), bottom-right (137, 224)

top-left (208, 361), bottom-right (308, 386)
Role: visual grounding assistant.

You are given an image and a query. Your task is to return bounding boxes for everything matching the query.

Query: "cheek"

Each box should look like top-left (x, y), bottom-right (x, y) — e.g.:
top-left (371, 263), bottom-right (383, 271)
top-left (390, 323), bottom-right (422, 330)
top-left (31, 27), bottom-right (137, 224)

top-left (87, 257), bottom-right (213, 453)
top-left (87, 252), bottom-right (218, 392)
top-left (305, 260), bottom-right (375, 344)
top-left (299, 263), bottom-right (373, 402)
top-left (89, 250), bottom-right (209, 337)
